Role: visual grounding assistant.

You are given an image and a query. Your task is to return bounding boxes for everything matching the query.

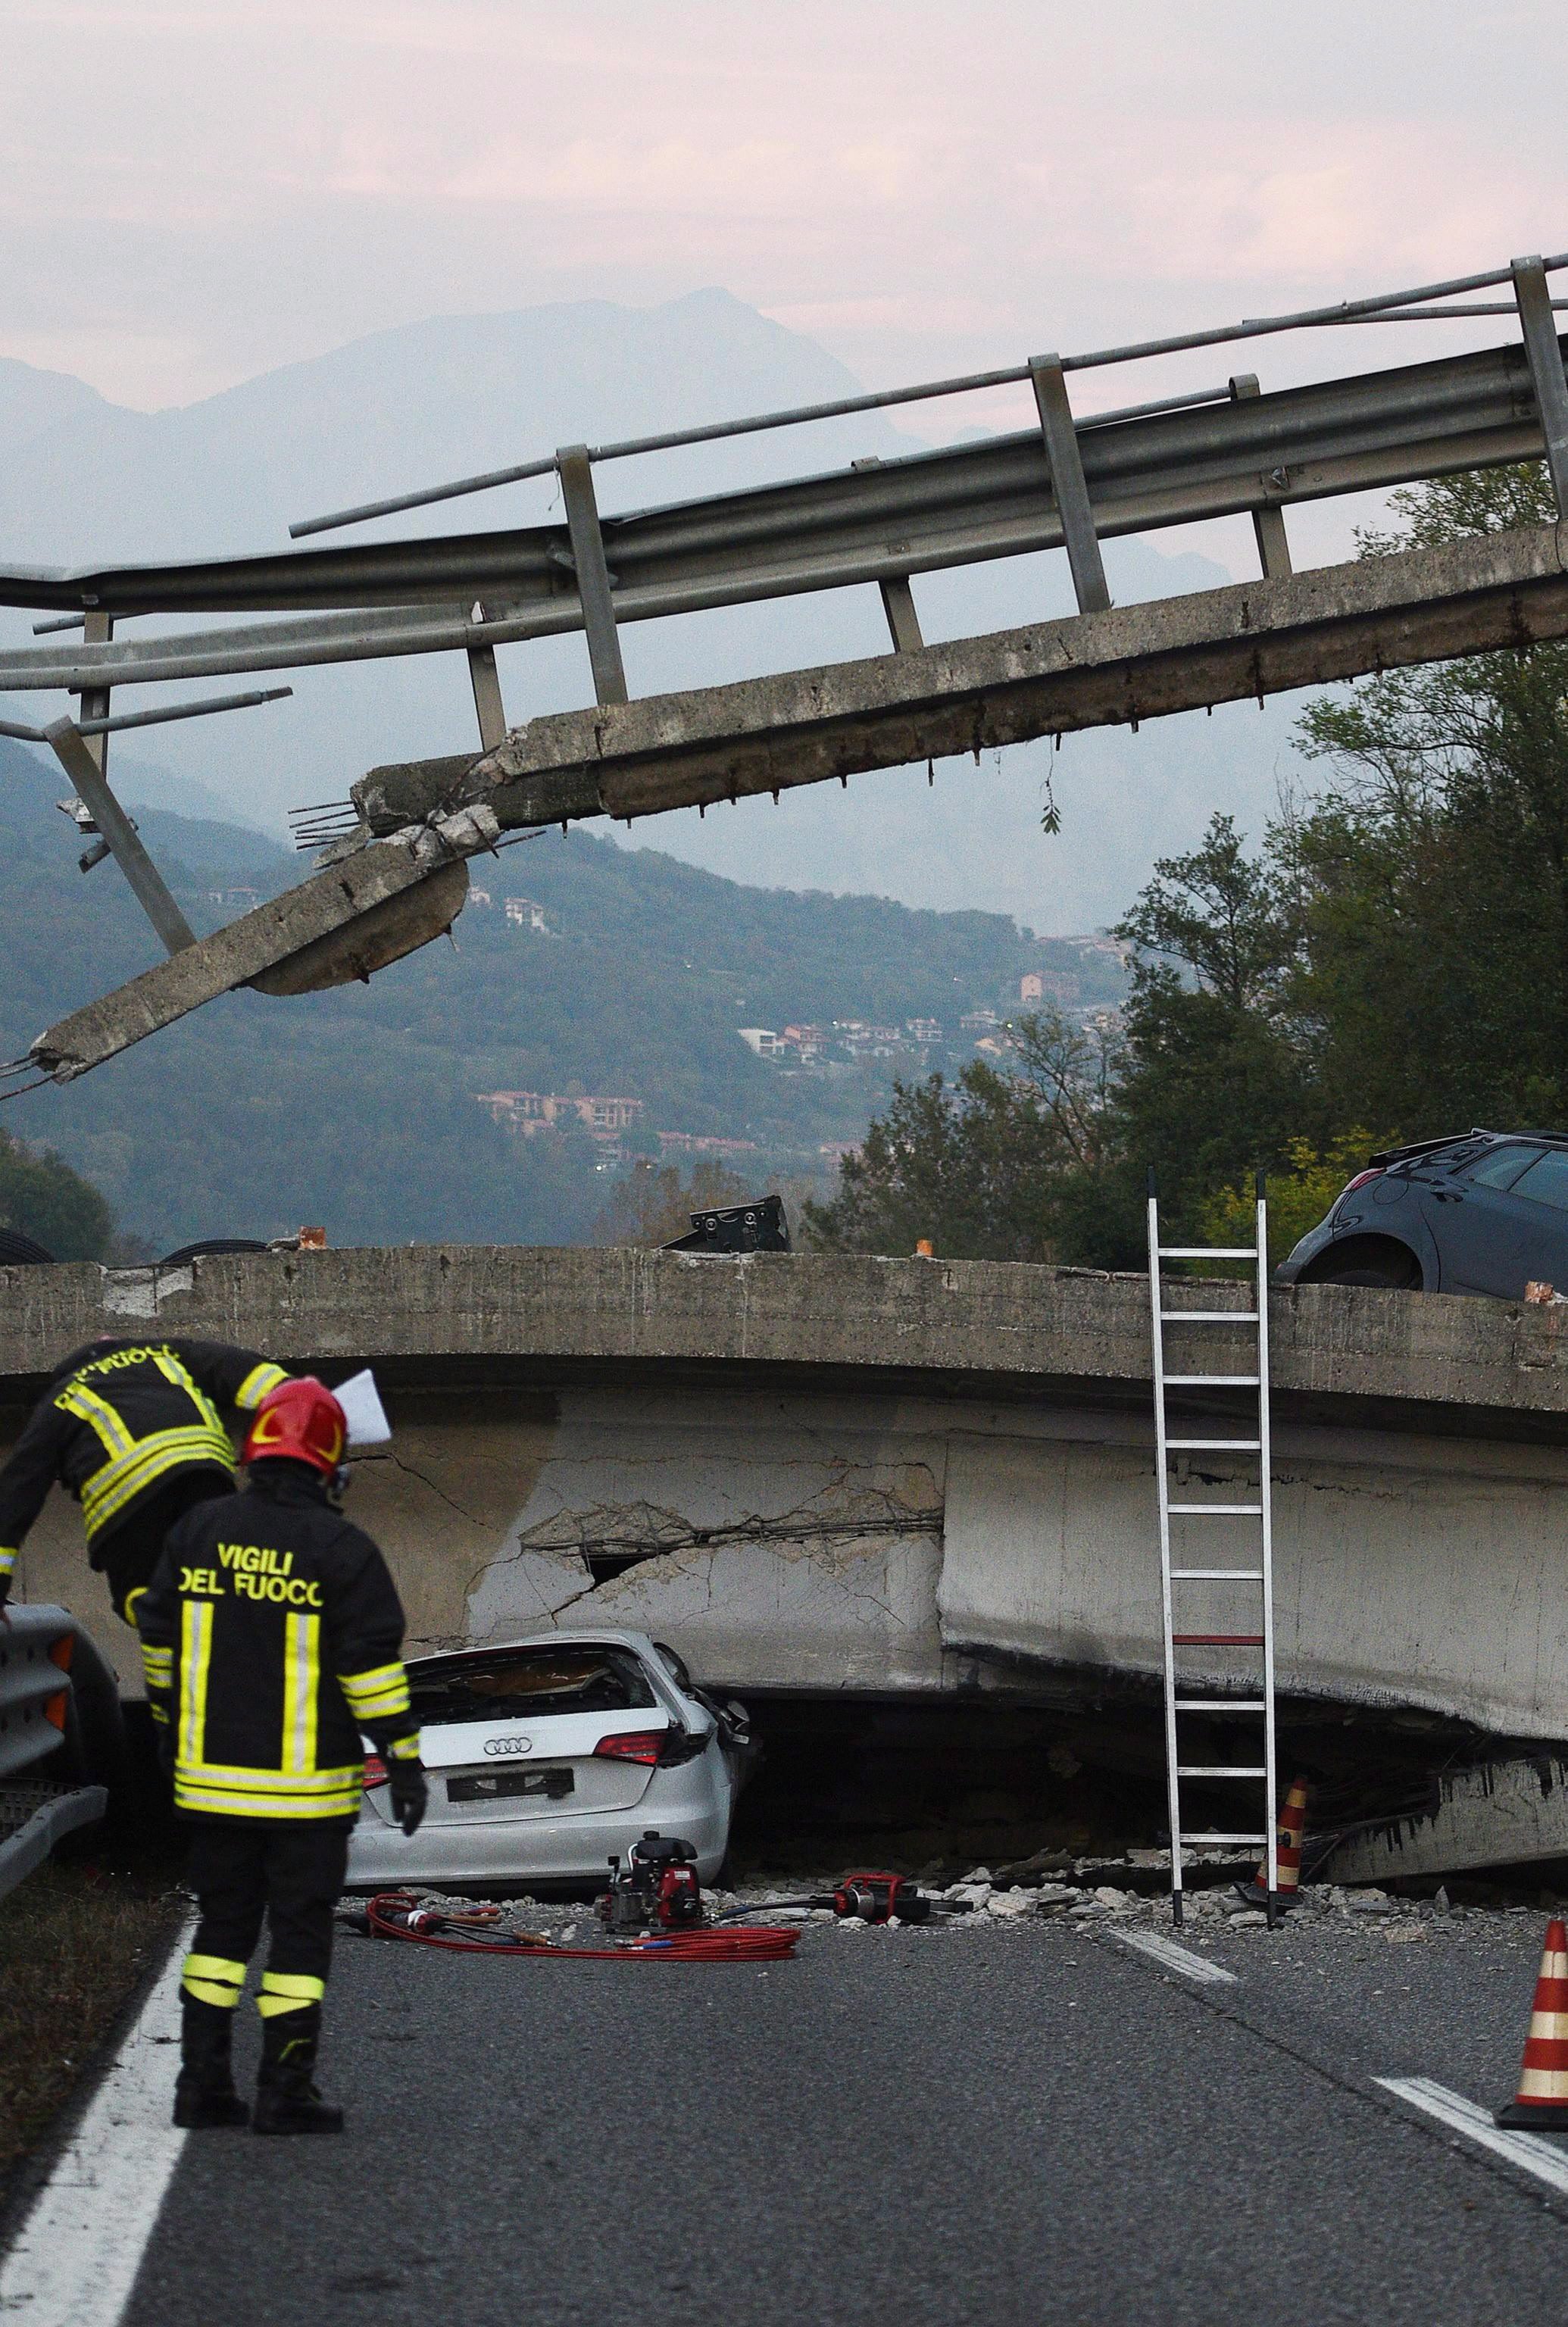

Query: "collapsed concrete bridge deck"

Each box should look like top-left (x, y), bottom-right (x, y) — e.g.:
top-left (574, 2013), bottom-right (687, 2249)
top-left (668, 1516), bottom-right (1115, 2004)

top-left (5, 1246), bottom-right (1568, 1749)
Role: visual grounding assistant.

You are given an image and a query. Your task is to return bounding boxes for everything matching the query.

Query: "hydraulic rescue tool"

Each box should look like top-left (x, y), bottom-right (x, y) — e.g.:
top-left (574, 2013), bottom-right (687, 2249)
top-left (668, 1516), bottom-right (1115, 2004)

top-left (826, 1872), bottom-right (932, 1924)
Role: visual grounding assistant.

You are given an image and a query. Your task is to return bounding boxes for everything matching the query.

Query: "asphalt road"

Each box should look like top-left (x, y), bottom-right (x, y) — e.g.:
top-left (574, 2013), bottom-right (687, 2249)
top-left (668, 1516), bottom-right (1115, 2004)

top-left (91, 1907), bottom-right (1568, 2327)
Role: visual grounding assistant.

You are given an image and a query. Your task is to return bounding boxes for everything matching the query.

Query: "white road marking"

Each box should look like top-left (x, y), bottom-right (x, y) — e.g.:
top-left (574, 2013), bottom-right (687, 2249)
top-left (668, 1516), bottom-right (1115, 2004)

top-left (0, 1925), bottom-right (190, 2325)
top-left (1109, 1926), bottom-right (1238, 1985)
top-left (1376, 2076), bottom-right (1568, 2195)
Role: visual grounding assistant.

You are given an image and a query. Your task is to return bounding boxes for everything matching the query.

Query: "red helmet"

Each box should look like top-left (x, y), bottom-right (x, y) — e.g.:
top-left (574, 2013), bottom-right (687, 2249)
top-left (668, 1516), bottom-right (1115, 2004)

top-left (242, 1377), bottom-right (346, 1476)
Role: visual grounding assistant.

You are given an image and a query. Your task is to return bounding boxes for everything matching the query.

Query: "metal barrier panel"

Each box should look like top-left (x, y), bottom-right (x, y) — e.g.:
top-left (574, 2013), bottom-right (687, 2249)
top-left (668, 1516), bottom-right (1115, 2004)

top-left (0, 1605), bottom-right (84, 1782)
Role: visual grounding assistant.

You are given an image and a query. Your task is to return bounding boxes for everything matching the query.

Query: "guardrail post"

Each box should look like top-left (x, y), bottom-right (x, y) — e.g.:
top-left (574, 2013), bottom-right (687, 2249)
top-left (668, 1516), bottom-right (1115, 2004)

top-left (1512, 255), bottom-right (1568, 514)
top-left (878, 575), bottom-right (925, 653)
top-left (555, 445), bottom-right (629, 705)
top-left (42, 718), bottom-right (195, 954)
top-left (78, 610), bottom-right (112, 774)
top-left (466, 615), bottom-right (508, 750)
top-left (851, 459), bottom-right (926, 650)
top-left (1229, 375), bottom-right (1294, 579)
top-left (1029, 356), bottom-right (1111, 614)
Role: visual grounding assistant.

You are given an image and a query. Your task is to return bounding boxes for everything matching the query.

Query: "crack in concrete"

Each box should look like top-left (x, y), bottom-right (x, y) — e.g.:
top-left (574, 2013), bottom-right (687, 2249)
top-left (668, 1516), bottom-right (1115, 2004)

top-left (386, 1450), bottom-right (483, 1526)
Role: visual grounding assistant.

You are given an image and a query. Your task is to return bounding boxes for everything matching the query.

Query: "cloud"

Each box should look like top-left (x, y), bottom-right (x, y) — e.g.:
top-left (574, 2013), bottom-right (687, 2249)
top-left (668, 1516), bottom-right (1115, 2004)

top-left (0, 1), bottom-right (1561, 408)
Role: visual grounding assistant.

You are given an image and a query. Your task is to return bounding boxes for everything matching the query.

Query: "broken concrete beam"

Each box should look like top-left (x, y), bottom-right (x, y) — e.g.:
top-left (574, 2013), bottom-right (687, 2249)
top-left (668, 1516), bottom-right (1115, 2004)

top-left (1320, 1757), bottom-right (1568, 1884)
top-left (28, 813), bottom-right (493, 1080)
top-left (353, 521), bottom-right (1568, 835)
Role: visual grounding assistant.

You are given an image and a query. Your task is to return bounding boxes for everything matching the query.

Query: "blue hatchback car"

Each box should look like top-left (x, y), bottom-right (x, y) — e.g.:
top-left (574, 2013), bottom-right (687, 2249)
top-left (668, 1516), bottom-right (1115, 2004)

top-left (1276, 1130), bottom-right (1568, 1298)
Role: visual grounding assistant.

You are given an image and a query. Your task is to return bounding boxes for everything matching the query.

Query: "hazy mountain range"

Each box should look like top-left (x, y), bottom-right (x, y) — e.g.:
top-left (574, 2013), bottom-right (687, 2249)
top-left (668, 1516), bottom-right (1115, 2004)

top-left (0, 735), bottom-right (1095, 1251)
top-left (0, 289), bottom-right (1306, 932)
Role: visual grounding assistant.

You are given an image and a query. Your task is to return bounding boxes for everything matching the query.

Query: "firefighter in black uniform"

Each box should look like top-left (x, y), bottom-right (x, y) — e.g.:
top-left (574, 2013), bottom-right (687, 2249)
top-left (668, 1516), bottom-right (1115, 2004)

top-left (139, 1375), bottom-right (427, 2135)
top-left (0, 1335), bottom-right (292, 1627)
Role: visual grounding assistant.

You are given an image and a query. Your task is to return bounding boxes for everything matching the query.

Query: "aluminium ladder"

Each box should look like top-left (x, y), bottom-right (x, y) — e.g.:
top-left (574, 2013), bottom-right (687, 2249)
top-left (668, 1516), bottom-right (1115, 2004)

top-left (1147, 1172), bottom-right (1279, 1928)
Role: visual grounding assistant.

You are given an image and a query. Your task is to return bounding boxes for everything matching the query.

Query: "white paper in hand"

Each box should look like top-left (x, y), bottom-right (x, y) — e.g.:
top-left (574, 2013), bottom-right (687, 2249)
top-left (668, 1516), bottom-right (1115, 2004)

top-left (334, 1368), bottom-right (392, 1446)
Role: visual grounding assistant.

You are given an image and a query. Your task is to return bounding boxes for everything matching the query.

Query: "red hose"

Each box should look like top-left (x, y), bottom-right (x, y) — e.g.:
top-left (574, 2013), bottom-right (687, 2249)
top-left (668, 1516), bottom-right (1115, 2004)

top-left (364, 1892), bottom-right (798, 1962)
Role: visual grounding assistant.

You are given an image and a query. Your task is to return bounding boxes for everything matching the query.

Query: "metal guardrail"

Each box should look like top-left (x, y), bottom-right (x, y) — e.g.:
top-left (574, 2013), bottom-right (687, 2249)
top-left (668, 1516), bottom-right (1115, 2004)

top-left (1, 1605), bottom-right (86, 1781)
top-left (0, 1606), bottom-right (119, 1900)
top-left (0, 250), bottom-right (1565, 719)
top-left (0, 1781), bottom-right (108, 1904)
top-left (0, 337), bottom-right (1560, 698)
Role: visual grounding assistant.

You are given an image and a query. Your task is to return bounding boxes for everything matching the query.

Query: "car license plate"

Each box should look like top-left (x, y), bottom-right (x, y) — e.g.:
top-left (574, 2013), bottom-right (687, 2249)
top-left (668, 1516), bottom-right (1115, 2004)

top-left (446, 1766), bottom-right (574, 1805)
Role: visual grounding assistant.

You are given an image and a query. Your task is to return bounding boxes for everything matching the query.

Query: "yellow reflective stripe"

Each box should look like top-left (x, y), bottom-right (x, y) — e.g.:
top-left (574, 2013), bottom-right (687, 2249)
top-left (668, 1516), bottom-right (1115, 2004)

top-left (342, 1685), bottom-right (411, 1721)
top-left (235, 1362), bottom-right (288, 1412)
top-left (175, 1757), bottom-right (362, 1796)
top-left (283, 1613), bottom-right (320, 1776)
top-left (339, 1663), bottom-right (412, 1719)
top-left (148, 1348), bottom-right (224, 1435)
top-left (386, 1733), bottom-right (422, 1760)
top-left (148, 1704), bottom-right (169, 1726)
top-left (80, 1428), bottom-right (235, 1536)
top-left (339, 1660), bottom-right (404, 1691)
top-left (184, 1976), bottom-right (243, 2008)
top-left (123, 1586), bottom-right (149, 1630)
top-left (178, 1601), bottom-right (211, 1766)
top-left (185, 1952), bottom-right (246, 1985)
top-left (0, 1548), bottom-right (15, 1576)
top-left (257, 1991), bottom-right (320, 2017)
top-left (173, 1779), bottom-right (361, 1819)
top-left (259, 1971), bottom-right (325, 2002)
top-left (96, 1422), bottom-right (232, 1480)
top-left (181, 1951), bottom-right (245, 2007)
top-left (57, 1382), bottom-right (136, 1457)
top-left (82, 1447), bottom-right (233, 1535)
top-left (141, 1642), bottom-right (173, 1676)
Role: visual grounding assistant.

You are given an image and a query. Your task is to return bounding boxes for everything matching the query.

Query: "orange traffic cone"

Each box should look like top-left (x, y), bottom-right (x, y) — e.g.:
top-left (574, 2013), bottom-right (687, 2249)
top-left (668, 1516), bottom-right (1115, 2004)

top-left (1233, 1777), bottom-right (1309, 1912)
top-left (1497, 1920), bottom-right (1568, 2128)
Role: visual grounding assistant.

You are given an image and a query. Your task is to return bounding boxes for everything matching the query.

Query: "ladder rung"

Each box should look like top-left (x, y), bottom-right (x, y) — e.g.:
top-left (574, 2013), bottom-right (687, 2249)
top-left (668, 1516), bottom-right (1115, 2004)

top-left (1160, 1311), bottom-right (1260, 1323)
top-left (1176, 1766), bottom-right (1268, 1779)
top-left (1164, 1375), bottom-right (1260, 1387)
top-left (1173, 1632), bottom-right (1264, 1646)
top-left (1159, 1247), bottom-right (1256, 1260)
top-left (1167, 1438), bottom-right (1260, 1450)
top-left (1170, 1568), bottom-right (1263, 1580)
top-left (1167, 1504), bottom-right (1263, 1516)
top-left (1180, 1832), bottom-right (1269, 1845)
top-left (1174, 1699), bottom-right (1267, 1712)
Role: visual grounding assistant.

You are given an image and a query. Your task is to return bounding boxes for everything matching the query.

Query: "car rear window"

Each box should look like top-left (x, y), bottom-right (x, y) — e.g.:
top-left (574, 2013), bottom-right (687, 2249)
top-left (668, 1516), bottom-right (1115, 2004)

top-left (1509, 1149), bottom-right (1568, 1212)
top-left (1466, 1145), bottom-right (1542, 1190)
top-left (408, 1645), bottom-right (658, 1727)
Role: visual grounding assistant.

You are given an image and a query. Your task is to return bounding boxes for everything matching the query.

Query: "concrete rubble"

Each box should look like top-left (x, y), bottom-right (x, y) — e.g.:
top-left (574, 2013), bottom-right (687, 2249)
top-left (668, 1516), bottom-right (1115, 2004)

top-left (363, 1859), bottom-right (1566, 1959)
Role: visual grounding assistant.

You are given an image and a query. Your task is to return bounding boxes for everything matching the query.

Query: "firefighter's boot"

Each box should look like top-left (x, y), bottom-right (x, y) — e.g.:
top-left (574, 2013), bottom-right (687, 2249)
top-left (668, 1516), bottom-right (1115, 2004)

top-left (252, 2010), bottom-right (344, 2136)
top-left (173, 1997), bottom-right (248, 2130)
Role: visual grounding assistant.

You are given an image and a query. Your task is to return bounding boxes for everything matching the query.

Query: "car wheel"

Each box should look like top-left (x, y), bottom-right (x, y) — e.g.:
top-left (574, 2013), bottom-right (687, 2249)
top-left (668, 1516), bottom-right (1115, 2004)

top-left (1316, 1255), bottom-right (1422, 1290)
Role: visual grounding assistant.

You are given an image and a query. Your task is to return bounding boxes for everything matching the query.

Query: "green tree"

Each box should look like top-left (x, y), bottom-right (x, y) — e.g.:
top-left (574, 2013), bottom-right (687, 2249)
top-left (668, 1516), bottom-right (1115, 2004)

top-left (1290, 464), bottom-right (1568, 1137)
top-left (1195, 1130), bottom-right (1384, 1271)
top-left (592, 1157), bottom-right (751, 1247)
top-left (0, 1129), bottom-right (116, 1260)
top-left (1108, 814), bottom-right (1316, 1226)
top-left (801, 1012), bottom-right (1128, 1261)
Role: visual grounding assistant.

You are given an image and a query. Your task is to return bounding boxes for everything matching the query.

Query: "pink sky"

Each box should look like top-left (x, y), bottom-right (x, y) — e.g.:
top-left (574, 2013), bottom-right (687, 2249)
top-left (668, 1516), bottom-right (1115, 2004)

top-left (2, 0), bottom-right (1563, 416)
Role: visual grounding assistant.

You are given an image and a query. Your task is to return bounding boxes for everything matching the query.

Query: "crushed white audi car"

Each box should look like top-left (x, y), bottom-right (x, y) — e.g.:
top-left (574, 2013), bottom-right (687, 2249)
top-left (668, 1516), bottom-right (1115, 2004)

top-left (345, 1628), bottom-right (754, 1890)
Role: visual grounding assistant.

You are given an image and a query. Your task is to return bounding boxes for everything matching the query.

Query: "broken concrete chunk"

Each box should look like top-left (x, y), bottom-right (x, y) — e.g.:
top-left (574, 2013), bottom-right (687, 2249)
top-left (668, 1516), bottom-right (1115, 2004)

top-left (985, 1889), bottom-right (1034, 1919)
top-left (945, 1881), bottom-right (992, 1909)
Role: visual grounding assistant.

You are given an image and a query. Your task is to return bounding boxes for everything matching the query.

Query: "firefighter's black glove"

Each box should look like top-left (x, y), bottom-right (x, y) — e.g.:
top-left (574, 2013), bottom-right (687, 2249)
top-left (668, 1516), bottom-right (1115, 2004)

top-left (388, 1759), bottom-right (428, 1838)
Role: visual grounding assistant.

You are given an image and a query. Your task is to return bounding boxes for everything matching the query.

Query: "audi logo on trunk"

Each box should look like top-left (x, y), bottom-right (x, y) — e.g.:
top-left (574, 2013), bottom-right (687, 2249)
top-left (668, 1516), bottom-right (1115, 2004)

top-left (483, 1735), bottom-right (533, 1756)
